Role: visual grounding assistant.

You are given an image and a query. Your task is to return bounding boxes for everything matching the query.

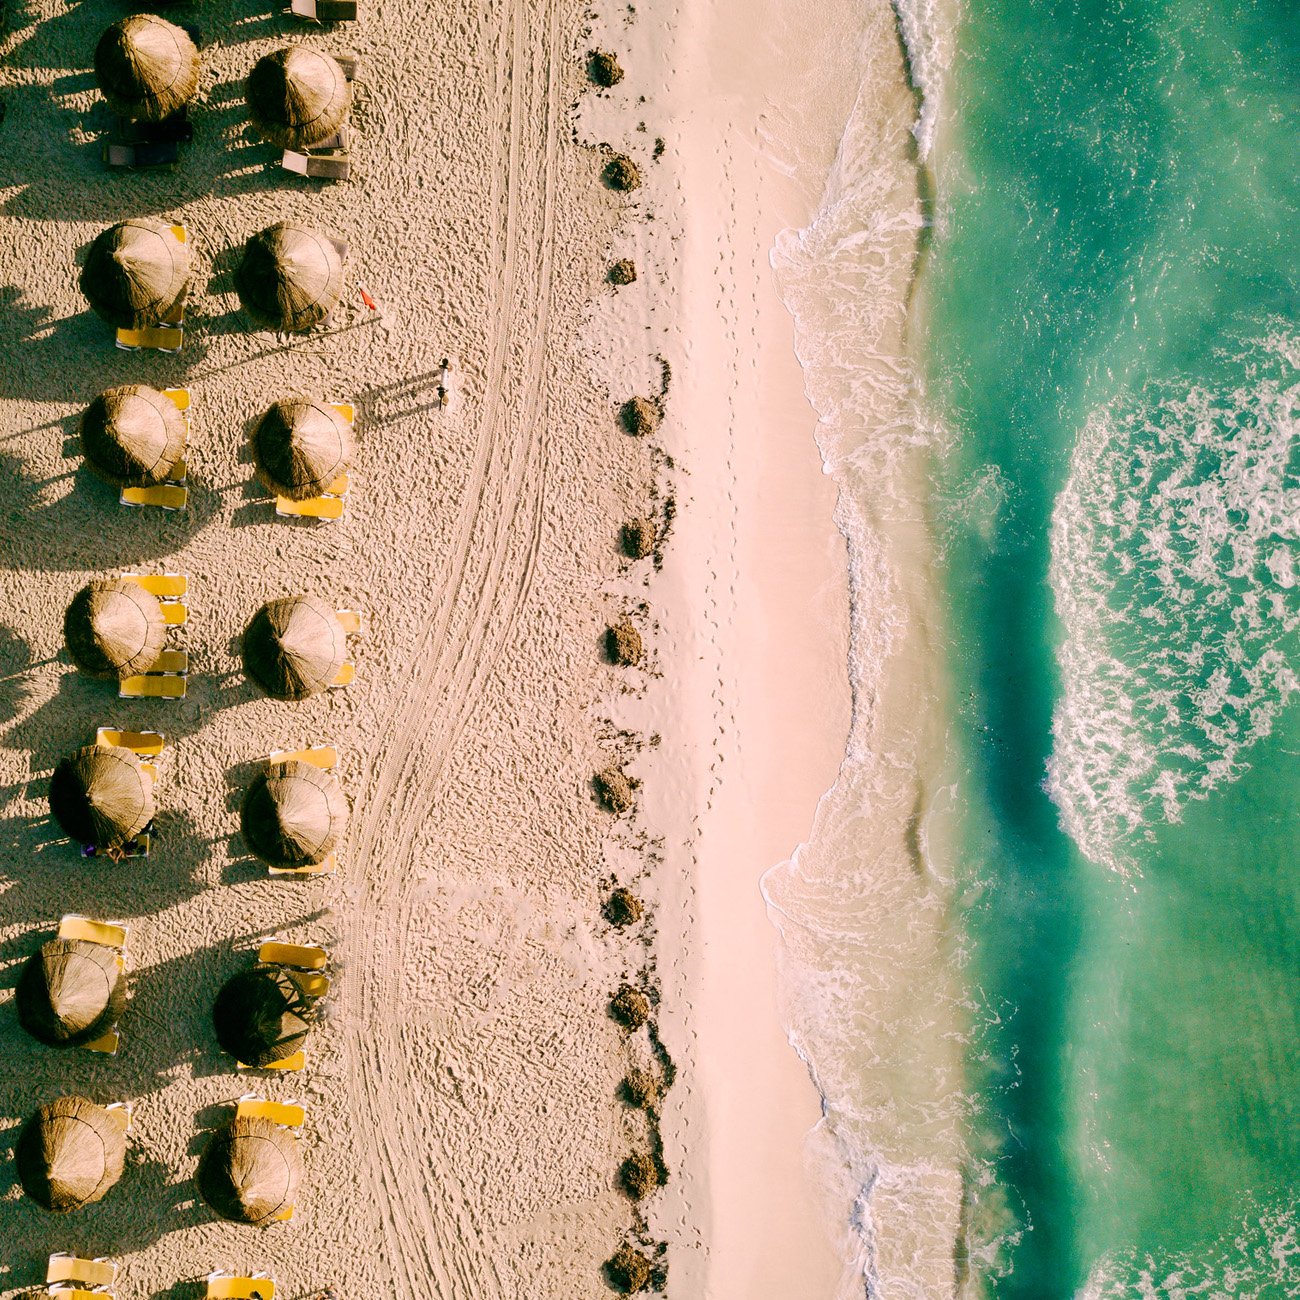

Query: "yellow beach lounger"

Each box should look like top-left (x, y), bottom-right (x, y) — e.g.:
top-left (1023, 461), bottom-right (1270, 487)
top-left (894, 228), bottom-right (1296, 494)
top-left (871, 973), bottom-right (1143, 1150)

top-left (49, 1288), bottom-right (107, 1300)
top-left (206, 1274), bottom-right (276, 1300)
top-left (120, 573), bottom-right (187, 599)
top-left (163, 387), bottom-right (190, 413)
top-left (335, 609), bottom-right (361, 634)
top-left (105, 1102), bottom-right (132, 1132)
top-left (329, 662), bottom-right (355, 688)
top-left (275, 493), bottom-right (344, 520)
top-left (58, 915), bottom-right (128, 948)
top-left (120, 675), bottom-right (186, 699)
top-left (116, 324), bottom-right (182, 353)
top-left (238, 1049), bottom-right (306, 1072)
top-left (257, 940), bottom-right (328, 970)
top-left (121, 484), bottom-right (187, 510)
top-left (47, 1255), bottom-right (117, 1289)
top-left (83, 1027), bottom-right (121, 1055)
top-left (97, 727), bottom-right (165, 756)
top-left (268, 851), bottom-right (337, 879)
top-left (235, 1096), bottom-right (305, 1129)
top-left (269, 745), bottom-right (337, 769)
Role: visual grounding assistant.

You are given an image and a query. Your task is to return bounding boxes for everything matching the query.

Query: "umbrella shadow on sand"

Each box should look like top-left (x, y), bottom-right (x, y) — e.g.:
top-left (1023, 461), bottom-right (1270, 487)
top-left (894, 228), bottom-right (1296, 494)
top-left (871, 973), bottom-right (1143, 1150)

top-left (0, 446), bottom-right (224, 573)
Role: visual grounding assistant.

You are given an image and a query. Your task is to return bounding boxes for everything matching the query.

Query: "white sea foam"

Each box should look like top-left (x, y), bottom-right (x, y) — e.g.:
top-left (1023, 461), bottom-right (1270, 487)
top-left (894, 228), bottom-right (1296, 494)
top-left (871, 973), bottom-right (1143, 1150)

top-left (1047, 328), bottom-right (1300, 871)
top-left (765, 1), bottom-right (967, 1294)
top-left (893, 0), bottom-right (958, 158)
top-left (1076, 1191), bottom-right (1300, 1298)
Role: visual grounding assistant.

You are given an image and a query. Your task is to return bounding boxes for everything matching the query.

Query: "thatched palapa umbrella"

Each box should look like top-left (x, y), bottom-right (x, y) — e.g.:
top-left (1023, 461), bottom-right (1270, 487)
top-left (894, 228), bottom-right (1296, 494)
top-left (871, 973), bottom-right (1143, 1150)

top-left (252, 399), bottom-right (354, 501)
top-left (246, 47), bottom-right (349, 150)
top-left (236, 222), bottom-right (343, 333)
top-left (50, 744), bottom-right (154, 849)
top-left (242, 759), bottom-right (348, 867)
top-left (81, 385), bottom-right (187, 488)
top-left (17, 1097), bottom-right (127, 1212)
top-left (80, 220), bottom-right (190, 330)
top-left (64, 579), bottom-right (166, 680)
top-left (18, 939), bottom-right (127, 1047)
top-left (242, 595), bottom-right (347, 701)
top-left (94, 14), bottom-right (200, 122)
top-left (196, 1114), bottom-right (301, 1224)
top-left (213, 964), bottom-right (316, 1066)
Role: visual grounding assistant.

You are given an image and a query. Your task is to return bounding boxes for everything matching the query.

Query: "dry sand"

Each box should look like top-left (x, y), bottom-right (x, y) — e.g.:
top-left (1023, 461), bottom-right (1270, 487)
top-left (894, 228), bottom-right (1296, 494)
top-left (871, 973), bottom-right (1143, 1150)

top-left (0, 0), bottom-right (921, 1293)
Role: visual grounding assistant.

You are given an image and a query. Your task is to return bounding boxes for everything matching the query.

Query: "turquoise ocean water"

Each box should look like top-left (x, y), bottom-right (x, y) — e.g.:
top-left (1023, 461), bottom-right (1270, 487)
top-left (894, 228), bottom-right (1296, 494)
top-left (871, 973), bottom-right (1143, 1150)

top-left (926, 0), bottom-right (1300, 1293)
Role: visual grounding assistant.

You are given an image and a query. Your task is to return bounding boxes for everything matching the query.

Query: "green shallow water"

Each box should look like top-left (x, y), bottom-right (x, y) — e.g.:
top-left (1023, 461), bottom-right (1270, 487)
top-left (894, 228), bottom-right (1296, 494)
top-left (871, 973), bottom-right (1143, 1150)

top-left (922, 0), bottom-right (1300, 1292)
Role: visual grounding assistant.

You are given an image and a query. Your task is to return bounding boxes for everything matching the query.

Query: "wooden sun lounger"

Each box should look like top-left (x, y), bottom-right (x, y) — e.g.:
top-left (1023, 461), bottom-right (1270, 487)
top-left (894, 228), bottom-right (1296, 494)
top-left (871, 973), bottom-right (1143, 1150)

top-left (270, 745), bottom-right (338, 768)
top-left (290, 0), bottom-right (357, 20)
top-left (268, 851), bottom-right (337, 879)
top-left (258, 940), bottom-right (328, 970)
top-left (59, 915), bottom-right (128, 948)
top-left (120, 675), bottom-right (186, 699)
top-left (281, 151), bottom-right (351, 181)
top-left (329, 662), bottom-right (355, 687)
top-left (235, 1096), bottom-right (306, 1129)
top-left (206, 1273), bottom-right (276, 1300)
top-left (238, 1049), bottom-right (306, 1072)
top-left (47, 1256), bottom-right (117, 1289)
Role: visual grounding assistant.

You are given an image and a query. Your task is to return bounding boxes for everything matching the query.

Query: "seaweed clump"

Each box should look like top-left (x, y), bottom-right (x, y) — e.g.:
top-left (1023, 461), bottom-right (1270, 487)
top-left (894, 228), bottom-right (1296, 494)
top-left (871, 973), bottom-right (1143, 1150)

top-left (610, 983), bottom-right (649, 1029)
top-left (595, 767), bottom-right (634, 813)
top-left (603, 153), bottom-right (641, 191)
top-left (621, 1067), bottom-right (660, 1108)
top-left (621, 517), bottom-right (655, 559)
top-left (620, 396), bottom-right (658, 437)
top-left (606, 620), bottom-right (642, 666)
top-left (609, 258), bottom-right (637, 286)
top-left (605, 1243), bottom-right (652, 1294)
top-left (619, 1152), bottom-right (658, 1201)
top-left (589, 50), bottom-right (624, 87)
top-left (604, 887), bottom-right (644, 928)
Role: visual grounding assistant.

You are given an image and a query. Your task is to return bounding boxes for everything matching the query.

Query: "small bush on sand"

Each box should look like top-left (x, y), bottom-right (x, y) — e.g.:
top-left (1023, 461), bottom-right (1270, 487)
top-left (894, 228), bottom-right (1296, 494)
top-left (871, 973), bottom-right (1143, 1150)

top-left (606, 620), bottom-right (642, 666)
top-left (605, 887), bottom-right (644, 927)
top-left (621, 517), bottom-right (655, 559)
top-left (620, 396), bottom-right (658, 437)
top-left (595, 767), bottom-right (634, 813)
top-left (589, 50), bottom-right (624, 86)
top-left (609, 258), bottom-right (637, 285)
top-left (610, 983), bottom-right (649, 1029)
top-left (621, 1067), bottom-right (660, 1108)
top-left (620, 1152), bottom-right (658, 1200)
top-left (605, 1243), bottom-right (652, 1294)
top-left (604, 153), bottom-right (642, 191)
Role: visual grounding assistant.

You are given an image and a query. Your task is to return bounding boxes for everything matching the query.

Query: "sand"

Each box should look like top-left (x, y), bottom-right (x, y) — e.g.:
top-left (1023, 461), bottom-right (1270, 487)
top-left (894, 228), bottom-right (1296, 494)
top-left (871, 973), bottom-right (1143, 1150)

top-left (0, 0), bottom-right (918, 1293)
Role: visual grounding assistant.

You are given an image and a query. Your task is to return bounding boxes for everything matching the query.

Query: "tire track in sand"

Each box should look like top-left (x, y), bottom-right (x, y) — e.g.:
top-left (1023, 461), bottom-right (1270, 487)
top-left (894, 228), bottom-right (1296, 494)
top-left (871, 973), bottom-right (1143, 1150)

top-left (340, 0), bottom-right (563, 1293)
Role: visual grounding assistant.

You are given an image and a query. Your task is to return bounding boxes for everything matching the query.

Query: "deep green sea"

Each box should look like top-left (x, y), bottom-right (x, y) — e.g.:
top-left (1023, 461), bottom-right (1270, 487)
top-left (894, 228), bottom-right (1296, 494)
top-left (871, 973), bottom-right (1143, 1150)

top-left (927, 0), bottom-right (1300, 1293)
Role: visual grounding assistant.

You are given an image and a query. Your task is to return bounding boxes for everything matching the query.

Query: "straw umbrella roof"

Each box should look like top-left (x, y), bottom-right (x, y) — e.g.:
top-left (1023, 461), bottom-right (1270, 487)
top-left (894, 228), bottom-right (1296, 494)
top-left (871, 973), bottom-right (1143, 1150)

top-left (242, 595), bottom-right (347, 701)
top-left (246, 46), bottom-right (349, 150)
top-left (64, 579), bottom-right (166, 680)
top-left (213, 964), bottom-right (316, 1066)
top-left (17, 1097), bottom-right (127, 1213)
top-left (252, 399), bottom-right (354, 501)
top-left (18, 939), bottom-right (127, 1048)
top-left (196, 1114), bottom-right (301, 1224)
top-left (94, 14), bottom-right (199, 122)
top-left (79, 219), bottom-right (190, 330)
top-left (242, 759), bottom-right (348, 867)
top-left (81, 384), bottom-right (187, 488)
top-left (50, 744), bottom-right (154, 849)
top-left (236, 222), bottom-right (343, 333)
